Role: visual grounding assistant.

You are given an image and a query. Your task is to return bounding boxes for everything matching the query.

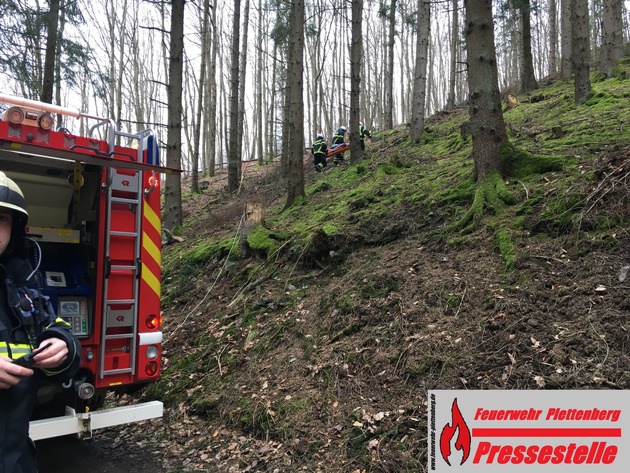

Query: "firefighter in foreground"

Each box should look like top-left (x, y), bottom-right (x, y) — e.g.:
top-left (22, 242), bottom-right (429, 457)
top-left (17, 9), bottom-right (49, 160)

top-left (0, 171), bottom-right (81, 473)
top-left (332, 126), bottom-right (347, 166)
top-left (312, 133), bottom-right (328, 172)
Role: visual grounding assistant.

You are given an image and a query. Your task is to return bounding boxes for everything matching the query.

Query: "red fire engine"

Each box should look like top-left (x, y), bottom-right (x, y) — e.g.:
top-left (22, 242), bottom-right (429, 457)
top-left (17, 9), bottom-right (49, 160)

top-left (0, 93), bottom-right (176, 439)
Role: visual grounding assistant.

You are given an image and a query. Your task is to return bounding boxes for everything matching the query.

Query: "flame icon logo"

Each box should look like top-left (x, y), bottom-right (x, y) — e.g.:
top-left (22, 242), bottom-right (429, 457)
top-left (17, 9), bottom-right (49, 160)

top-left (439, 398), bottom-right (471, 466)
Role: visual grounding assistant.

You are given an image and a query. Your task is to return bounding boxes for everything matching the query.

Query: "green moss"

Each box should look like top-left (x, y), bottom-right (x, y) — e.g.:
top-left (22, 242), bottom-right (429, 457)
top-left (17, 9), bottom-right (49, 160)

top-left (157, 68), bottom-right (630, 452)
top-left (503, 146), bottom-right (566, 179)
top-left (376, 162), bottom-right (403, 175)
top-left (247, 225), bottom-right (282, 256)
top-left (496, 228), bottom-right (517, 270)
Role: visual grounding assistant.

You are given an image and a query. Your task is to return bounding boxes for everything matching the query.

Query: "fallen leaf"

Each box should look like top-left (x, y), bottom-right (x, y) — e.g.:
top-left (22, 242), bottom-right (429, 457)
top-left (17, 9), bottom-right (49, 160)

top-left (508, 352), bottom-right (516, 365)
top-left (533, 375), bottom-right (546, 388)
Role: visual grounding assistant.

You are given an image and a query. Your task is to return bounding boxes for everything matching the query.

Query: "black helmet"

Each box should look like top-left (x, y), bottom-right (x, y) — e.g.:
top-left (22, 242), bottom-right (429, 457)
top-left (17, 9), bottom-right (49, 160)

top-left (0, 171), bottom-right (28, 236)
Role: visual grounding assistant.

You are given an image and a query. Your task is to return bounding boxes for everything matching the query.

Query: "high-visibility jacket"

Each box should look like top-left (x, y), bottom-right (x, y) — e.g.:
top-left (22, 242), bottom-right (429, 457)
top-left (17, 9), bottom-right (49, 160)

top-left (313, 138), bottom-right (327, 157)
top-left (0, 253), bottom-right (81, 473)
top-left (332, 131), bottom-right (345, 146)
top-left (360, 124), bottom-right (371, 140)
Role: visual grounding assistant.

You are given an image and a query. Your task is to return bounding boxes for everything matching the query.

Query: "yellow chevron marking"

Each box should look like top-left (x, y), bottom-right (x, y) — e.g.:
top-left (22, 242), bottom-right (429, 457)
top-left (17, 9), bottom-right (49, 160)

top-left (142, 262), bottom-right (161, 298)
top-left (143, 231), bottom-right (161, 266)
top-left (143, 201), bottom-right (161, 234)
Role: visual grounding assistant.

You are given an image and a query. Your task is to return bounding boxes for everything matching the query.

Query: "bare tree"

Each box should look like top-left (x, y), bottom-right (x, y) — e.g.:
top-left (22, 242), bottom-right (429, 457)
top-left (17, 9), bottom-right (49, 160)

top-left (572, 0), bottom-right (592, 104)
top-left (560, 0), bottom-right (572, 78)
top-left (256, 0), bottom-right (264, 165)
top-left (237, 0), bottom-right (250, 165)
top-left (519, 0), bottom-right (538, 91)
top-left (163, 0), bottom-right (185, 232)
top-left (228, 0), bottom-right (242, 193)
top-left (41, 0), bottom-right (60, 103)
top-left (410, 0), bottom-right (430, 143)
top-left (349, 0), bottom-right (363, 164)
top-left (285, 0), bottom-right (305, 209)
top-left (549, 0), bottom-right (558, 74)
top-left (205, 1), bottom-right (219, 177)
top-left (191, 0), bottom-right (211, 193)
top-left (446, 0), bottom-right (460, 111)
top-left (599, 0), bottom-right (624, 77)
top-left (384, 0), bottom-right (396, 129)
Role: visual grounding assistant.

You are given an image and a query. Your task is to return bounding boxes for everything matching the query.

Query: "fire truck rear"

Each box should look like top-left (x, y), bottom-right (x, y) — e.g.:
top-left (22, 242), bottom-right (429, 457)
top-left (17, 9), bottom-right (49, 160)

top-left (0, 93), bottom-right (173, 440)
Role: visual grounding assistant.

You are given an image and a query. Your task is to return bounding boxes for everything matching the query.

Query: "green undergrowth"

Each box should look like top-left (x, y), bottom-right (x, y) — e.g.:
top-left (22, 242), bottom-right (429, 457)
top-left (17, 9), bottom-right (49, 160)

top-left (161, 67), bottom-right (630, 293)
top-left (154, 63), bottom-right (630, 433)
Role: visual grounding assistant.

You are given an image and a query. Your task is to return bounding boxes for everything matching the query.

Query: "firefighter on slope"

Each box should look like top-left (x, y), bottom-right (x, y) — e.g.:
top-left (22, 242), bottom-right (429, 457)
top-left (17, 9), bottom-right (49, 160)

top-left (332, 126), bottom-right (347, 166)
top-left (359, 122), bottom-right (372, 150)
top-left (312, 133), bottom-right (328, 172)
top-left (0, 171), bottom-right (81, 473)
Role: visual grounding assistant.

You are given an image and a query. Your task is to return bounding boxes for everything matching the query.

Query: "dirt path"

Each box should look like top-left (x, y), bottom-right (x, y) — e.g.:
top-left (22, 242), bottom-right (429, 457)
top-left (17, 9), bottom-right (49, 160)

top-left (36, 434), bottom-right (167, 473)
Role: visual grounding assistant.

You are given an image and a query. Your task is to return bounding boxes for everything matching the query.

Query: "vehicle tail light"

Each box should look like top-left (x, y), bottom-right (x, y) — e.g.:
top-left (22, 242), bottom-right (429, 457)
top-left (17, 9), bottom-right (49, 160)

top-left (145, 313), bottom-right (161, 330)
top-left (145, 361), bottom-right (159, 376)
top-left (38, 113), bottom-right (54, 130)
top-left (4, 106), bottom-right (24, 124)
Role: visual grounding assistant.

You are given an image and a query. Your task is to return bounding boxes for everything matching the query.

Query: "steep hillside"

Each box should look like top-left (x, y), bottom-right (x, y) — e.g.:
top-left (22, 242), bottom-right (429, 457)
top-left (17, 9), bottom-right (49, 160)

top-left (123, 64), bottom-right (630, 472)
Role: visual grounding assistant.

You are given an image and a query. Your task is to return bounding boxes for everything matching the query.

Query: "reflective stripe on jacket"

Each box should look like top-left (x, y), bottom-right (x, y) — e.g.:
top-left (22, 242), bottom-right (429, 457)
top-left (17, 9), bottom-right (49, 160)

top-left (1, 254), bottom-right (81, 473)
top-left (313, 139), bottom-right (327, 156)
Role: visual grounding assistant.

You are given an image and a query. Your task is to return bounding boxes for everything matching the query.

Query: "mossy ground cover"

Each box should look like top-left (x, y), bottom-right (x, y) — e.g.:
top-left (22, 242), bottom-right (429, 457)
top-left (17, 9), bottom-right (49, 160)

top-left (124, 65), bottom-right (630, 472)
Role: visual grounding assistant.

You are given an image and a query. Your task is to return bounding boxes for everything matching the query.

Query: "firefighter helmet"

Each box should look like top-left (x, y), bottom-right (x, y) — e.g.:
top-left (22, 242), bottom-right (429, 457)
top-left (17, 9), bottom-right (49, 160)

top-left (316, 133), bottom-right (324, 140)
top-left (0, 172), bottom-right (29, 258)
top-left (0, 171), bottom-right (28, 224)
top-left (339, 126), bottom-right (346, 133)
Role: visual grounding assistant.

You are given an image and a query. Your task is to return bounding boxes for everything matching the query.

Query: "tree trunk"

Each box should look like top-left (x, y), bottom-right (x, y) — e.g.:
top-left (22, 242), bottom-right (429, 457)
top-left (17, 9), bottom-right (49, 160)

top-left (192, 0), bottom-right (211, 193)
top-left (164, 0), bottom-right (185, 232)
top-left (549, 0), bottom-right (558, 74)
top-left (599, 0), bottom-right (624, 77)
top-left (560, 0), bottom-right (572, 79)
top-left (206, 2), bottom-right (218, 177)
top-left (228, 0), bottom-right (242, 193)
top-left (572, 0), bottom-right (592, 104)
top-left (285, 0), bottom-right (305, 209)
top-left (410, 0), bottom-right (430, 143)
top-left (464, 0), bottom-right (510, 182)
top-left (54, 0), bottom-right (67, 129)
top-left (281, 76), bottom-right (290, 177)
top-left (446, 0), bottom-right (459, 111)
top-left (41, 0), bottom-right (60, 103)
top-left (237, 0), bottom-right (250, 169)
top-left (384, 0), bottom-right (396, 130)
top-left (115, 0), bottom-right (129, 135)
top-left (520, 0), bottom-right (538, 91)
top-left (350, 0), bottom-right (363, 165)
top-left (256, 0), bottom-right (264, 165)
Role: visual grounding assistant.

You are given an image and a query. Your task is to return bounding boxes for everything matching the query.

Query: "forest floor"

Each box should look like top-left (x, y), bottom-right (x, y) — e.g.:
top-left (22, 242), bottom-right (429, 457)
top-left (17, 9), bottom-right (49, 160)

top-left (108, 68), bottom-right (630, 472)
